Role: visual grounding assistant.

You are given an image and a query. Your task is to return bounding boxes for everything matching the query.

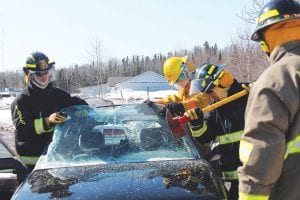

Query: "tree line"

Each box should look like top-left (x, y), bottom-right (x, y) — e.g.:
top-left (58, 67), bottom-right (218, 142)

top-left (0, 0), bottom-right (267, 93)
top-left (0, 39), bottom-right (268, 93)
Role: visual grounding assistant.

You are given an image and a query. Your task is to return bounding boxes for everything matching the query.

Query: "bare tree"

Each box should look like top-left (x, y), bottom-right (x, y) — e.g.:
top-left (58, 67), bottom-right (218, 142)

top-left (88, 37), bottom-right (106, 98)
top-left (239, 0), bottom-right (265, 24)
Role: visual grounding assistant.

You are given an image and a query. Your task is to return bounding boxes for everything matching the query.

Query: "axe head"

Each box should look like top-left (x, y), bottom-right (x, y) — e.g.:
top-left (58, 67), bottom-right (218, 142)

top-left (166, 110), bottom-right (187, 138)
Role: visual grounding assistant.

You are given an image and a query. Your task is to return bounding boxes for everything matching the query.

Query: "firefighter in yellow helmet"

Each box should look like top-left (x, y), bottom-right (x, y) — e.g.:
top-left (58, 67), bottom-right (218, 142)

top-left (238, 0), bottom-right (300, 199)
top-left (149, 56), bottom-right (211, 117)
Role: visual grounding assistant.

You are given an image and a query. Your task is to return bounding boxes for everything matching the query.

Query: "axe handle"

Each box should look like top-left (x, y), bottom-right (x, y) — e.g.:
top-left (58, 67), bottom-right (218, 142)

top-left (202, 89), bottom-right (248, 113)
top-left (178, 89), bottom-right (248, 124)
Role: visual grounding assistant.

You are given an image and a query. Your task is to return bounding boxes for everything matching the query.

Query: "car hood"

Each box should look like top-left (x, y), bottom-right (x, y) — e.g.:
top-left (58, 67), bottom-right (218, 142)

top-left (12, 160), bottom-right (226, 200)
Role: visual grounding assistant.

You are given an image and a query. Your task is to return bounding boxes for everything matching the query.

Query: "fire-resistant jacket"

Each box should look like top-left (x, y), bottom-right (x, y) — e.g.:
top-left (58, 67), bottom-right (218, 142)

top-left (191, 79), bottom-right (248, 182)
top-left (11, 82), bottom-right (73, 166)
top-left (157, 82), bottom-right (211, 110)
top-left (238, 41), bottom-right (300, 200)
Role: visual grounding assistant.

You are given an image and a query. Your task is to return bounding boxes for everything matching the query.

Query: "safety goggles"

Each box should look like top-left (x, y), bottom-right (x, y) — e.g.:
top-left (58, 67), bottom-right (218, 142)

top-left (175, 72), bottom-right (186, 83)
top-left (28, 64), bottom-right (54, 77)
top-left (189, 78), bottom-right (215, 95)
top-left (31, 70), bottom-right (50, 77)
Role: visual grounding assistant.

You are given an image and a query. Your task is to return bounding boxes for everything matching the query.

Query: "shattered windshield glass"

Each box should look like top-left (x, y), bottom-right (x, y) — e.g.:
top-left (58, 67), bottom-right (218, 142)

top-left (37, 104), bottom-right (200, 168)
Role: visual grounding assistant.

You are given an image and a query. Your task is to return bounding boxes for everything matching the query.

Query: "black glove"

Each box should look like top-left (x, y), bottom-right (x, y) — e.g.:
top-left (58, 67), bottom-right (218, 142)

top-left (144, 100), bottom-right (161, 113)
top-left (185, 108), bottom-right (204, 130)
top-left (162, 103), bottom-right (185, 117)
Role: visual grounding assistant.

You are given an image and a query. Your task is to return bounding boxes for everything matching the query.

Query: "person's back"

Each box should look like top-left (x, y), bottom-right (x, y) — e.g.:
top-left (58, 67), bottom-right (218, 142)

top-left (238, 0), bottom-right (300, 199)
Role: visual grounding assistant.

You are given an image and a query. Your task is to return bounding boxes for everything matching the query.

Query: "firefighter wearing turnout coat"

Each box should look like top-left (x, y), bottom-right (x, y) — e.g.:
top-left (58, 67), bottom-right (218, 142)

top-left (11, 51), bottom-right (75, 170)
top-left (151, 56), bottom-right (211, 117)
top-left (238, 0), bottom-right (300, 199)
top-left (185, 63), bottom-right (250, 200)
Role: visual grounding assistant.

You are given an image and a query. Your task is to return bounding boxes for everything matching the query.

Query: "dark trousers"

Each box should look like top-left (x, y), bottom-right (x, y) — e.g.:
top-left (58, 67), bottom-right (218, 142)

top-left (228, 180), bottom-right (238, 200)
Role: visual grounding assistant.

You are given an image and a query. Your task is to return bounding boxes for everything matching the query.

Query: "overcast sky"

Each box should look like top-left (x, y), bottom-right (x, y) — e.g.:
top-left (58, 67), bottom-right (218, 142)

top-left (0, 0), bottom-right (253, 72)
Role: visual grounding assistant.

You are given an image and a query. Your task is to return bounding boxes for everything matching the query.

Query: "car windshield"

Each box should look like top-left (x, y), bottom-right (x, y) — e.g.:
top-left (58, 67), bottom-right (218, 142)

top-left (37, 104), bottom-right (201, 169)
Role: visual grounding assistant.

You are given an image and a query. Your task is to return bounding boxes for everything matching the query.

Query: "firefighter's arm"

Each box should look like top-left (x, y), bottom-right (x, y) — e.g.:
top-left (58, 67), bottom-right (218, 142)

top-left (156, 89), bottom-right (184, 105)
top-left (12, 98), bottom-right (53, 136)
top-left (184, 108), bottom-right (207, 138)
top-left (238, 90), bottom-right (288, 199)
top-left (181, 92), bottom-right (211, 110)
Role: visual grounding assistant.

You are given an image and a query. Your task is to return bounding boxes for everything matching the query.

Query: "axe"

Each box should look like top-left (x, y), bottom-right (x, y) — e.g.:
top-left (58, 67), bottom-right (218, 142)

top-left (167, 89), bottom-right (248, 137)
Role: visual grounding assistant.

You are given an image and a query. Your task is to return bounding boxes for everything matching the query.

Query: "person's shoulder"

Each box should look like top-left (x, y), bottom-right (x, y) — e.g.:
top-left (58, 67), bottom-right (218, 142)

top-left (12, 87), bottom-right (31, 106)
top-left (52, 86), bottom-right (70, 95)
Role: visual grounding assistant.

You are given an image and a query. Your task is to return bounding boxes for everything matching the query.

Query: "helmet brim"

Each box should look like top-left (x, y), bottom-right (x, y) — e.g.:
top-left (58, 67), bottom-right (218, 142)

top-left (251, 16), bottom-right (300, 41)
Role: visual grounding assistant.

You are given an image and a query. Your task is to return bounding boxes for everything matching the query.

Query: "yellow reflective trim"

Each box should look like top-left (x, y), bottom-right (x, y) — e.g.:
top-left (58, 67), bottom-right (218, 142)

top-left (16, 105), bottom-right (26, 125)
top-left (25, 63), bottom-right (37, 68)
top-left (201, 79), bottom-right (206, 88)
top-left (239, 140), bottom-right (254, 164)
top-left (285, 135), bottom-right (300, 159)
top-left (260, 41), bottom-right (270, 53)
top-left (217, 130), bottom-right (243, 145)
top-left (191, 122), bottom-right (207, 137)
top-left (239, 192), bottom-right (269, 200)
top-left (218, 71), bottom-right (224, 78)
top-left (223, 170), bottom-right (238, 180)
top-left (19, 156), bottom-right (39, 165)
top-left (258, 9), bottom-right (279, 24)
top-left (207, 65), bottom-right (216, 75)
top-left (213, 79), bottom-right (219, 86)
top-left (34, 118), bottom-right (45, 134)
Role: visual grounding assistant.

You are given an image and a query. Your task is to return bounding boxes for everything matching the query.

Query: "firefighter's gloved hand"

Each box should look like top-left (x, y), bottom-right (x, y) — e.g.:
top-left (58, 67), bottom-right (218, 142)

top-left (46, 112), bottom-right (67, 127)
top-left (144, 99), bottom-right (161, 113)
top-left (162, 103), bottom-right (185, 117)
top-left (185, 108), bottom-right (204, 129)
top-left (242, 83), bottom-right (253, 92)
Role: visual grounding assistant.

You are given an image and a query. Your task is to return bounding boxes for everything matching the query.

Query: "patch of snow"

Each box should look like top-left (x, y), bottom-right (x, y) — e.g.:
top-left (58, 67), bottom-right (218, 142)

top-left (0, 96), bottom-right (14, 109)
top-left (103, 89), bottom-right (177, 104)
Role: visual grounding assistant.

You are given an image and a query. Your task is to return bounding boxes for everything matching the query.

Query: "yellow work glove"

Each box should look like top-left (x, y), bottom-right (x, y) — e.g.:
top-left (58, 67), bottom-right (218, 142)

top-left (184, 108), bottom-right (204, 129)
top-left (46, 112), bottom-right (67, 127)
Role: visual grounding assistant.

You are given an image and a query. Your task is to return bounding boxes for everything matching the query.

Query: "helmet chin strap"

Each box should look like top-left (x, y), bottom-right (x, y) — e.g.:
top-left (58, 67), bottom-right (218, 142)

top-left (260, 40), bottom-right (270, 57)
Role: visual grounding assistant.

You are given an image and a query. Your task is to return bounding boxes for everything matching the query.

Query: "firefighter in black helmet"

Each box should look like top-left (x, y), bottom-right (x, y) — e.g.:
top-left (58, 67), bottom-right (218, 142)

top-left (238, 0), bottom-right (300, 199)
top-left (185, 63), bottom-right (250, 200)
top-left (11, 51), bottom-right (82, 171)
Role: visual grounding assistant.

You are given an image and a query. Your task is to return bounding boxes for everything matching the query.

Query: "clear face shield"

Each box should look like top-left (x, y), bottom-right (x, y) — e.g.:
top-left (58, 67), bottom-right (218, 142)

top-left (28, 63), bottom-right (55, 89)
top-left (173, 71), bottom-right (189, 90)
top-left (189, 78), bottom-right (215, 96)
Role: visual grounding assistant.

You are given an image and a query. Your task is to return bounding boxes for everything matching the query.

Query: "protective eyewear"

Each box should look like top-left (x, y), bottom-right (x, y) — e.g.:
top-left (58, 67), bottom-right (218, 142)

top-left (28, 67), bottom-right (52, 77)
top-left (175, 72), bottom-right (187, 83)
top-left (189, 78), bottom-right (215, 95)
top-left (37, 70), bottom-right (50, 77)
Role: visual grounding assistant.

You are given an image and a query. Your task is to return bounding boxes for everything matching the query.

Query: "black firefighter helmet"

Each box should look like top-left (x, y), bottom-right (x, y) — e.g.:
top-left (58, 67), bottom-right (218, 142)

top-left (251, 0), bottom-right (300, 42)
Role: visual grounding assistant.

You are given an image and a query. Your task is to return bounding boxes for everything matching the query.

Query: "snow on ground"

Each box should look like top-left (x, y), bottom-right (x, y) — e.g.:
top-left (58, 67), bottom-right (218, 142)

top-left (0, 97), bottom-right (14, 129)
top-left (0, 97), bottom-right (15, 152)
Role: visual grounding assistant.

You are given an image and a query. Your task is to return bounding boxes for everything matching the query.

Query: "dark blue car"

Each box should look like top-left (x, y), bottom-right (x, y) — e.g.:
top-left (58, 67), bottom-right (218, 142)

top-left (1, 103), bottom-right (227, 199)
